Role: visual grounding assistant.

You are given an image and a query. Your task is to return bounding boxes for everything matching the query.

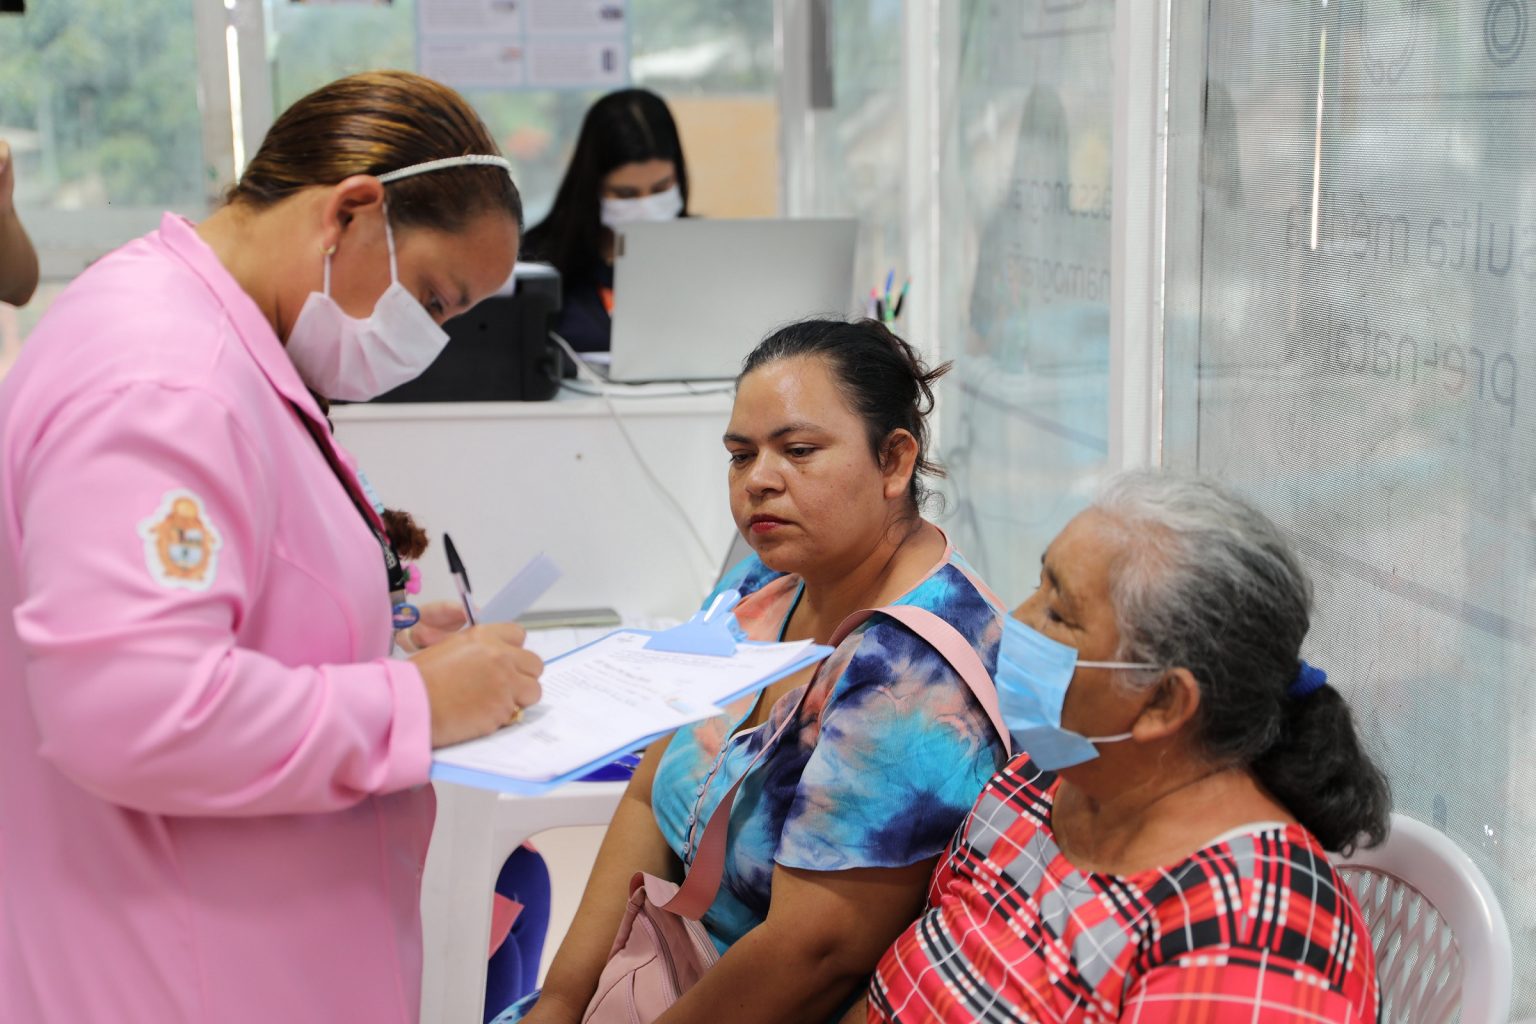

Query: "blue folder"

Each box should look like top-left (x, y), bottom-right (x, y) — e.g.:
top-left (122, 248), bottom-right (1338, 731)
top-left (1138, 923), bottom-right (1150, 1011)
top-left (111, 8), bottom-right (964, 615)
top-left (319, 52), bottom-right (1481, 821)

top-left (430, 592), bottom-right (833, 796)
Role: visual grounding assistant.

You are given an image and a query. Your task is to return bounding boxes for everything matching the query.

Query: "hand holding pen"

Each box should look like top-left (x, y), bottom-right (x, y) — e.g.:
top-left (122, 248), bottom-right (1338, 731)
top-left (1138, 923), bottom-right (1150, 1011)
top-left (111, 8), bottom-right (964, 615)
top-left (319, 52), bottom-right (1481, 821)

top-left (407, 532), bottom-right (540, 746)
top-left (411, 620), bottom-right (542, 746)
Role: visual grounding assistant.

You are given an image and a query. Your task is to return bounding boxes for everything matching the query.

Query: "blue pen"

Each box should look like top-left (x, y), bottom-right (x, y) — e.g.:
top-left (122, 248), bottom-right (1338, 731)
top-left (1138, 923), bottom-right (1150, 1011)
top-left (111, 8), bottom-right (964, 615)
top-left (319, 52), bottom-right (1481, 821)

top-left (883, 269), bottom-right (895, 312)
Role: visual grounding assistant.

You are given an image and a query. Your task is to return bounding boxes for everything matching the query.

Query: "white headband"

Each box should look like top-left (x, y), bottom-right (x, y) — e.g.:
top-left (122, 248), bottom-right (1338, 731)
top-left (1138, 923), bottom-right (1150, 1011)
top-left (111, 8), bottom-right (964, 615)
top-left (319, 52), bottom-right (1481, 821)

top-left (375, 154), bottom-right (513, 184)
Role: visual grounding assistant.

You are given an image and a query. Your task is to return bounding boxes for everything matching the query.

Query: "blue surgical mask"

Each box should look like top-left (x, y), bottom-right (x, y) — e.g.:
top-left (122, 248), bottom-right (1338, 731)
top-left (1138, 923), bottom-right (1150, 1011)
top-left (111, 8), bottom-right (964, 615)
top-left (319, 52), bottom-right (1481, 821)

top-left (996, 615), bottom-right (1156, 771)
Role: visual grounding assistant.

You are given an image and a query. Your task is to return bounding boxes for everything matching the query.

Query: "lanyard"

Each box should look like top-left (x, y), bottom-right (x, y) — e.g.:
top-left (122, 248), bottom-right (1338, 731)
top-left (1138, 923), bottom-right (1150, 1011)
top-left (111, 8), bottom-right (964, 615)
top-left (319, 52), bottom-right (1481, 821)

top-left (289, 402), bottom-right (411, 602)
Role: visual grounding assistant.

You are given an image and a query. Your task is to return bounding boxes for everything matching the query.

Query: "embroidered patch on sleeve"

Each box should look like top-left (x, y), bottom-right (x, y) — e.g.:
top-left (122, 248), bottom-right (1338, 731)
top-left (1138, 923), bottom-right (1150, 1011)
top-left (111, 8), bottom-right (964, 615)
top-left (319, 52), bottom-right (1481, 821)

top-left (138, 490), bottom-right (223, 591)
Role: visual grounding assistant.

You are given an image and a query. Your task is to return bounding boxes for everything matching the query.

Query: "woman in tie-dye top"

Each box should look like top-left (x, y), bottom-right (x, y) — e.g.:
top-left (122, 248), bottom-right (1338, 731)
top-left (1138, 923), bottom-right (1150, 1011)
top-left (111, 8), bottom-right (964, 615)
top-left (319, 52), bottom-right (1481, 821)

top-left (513, 319), bottom-right (1009, 1024)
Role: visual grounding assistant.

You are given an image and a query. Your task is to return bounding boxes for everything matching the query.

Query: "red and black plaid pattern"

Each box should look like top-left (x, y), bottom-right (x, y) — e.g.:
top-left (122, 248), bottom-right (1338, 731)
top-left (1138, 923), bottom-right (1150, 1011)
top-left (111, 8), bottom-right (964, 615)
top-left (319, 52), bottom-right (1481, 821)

top-left (869, 755), bottom-right (1378, 1023)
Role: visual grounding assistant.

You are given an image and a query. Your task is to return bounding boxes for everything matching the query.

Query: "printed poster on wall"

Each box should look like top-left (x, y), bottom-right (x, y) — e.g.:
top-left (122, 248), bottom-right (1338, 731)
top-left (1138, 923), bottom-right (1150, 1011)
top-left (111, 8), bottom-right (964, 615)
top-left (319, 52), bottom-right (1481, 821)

top-left (417, 0), bottom-right (628, 91)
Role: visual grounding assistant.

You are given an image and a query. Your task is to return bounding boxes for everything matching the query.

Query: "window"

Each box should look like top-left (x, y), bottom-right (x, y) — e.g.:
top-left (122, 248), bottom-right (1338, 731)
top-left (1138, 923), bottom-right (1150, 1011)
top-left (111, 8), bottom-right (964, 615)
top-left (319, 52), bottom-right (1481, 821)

top-left (0, 0), bottom-right (208, 369)
top-left (1169, 0), bottom-right (1536, 1010)
top-left (937, 0), bottom-right (1116, 600)
top-left (263, 0), bottom-right (777, 226)
top-left (1, 0), bottom-right (777, 372)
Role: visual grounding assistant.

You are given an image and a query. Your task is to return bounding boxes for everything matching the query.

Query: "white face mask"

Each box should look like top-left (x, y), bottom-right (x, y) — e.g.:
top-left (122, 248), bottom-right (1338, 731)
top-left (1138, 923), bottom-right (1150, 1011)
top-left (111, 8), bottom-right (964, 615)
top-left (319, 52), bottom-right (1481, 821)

top-left (599, 184), bottom-right (683, 229)
top-left (280, 152), bottom-right (516, 401)
top-left (284, 208), bottom-right (448, 402)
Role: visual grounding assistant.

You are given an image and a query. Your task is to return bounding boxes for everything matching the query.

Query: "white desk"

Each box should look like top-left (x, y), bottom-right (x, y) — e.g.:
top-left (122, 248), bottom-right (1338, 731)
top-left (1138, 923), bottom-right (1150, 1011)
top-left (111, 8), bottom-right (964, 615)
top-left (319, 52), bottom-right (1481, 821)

top-left (332, 393), bottom-right (734, 1024)
top-left (332, 391), bottom-right (737, 621)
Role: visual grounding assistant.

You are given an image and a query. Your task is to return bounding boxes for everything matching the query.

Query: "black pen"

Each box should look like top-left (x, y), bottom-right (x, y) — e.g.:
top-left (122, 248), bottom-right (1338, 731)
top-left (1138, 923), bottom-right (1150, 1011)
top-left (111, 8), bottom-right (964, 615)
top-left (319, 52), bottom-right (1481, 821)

top-left (443, 533), bottom-right (478, 627)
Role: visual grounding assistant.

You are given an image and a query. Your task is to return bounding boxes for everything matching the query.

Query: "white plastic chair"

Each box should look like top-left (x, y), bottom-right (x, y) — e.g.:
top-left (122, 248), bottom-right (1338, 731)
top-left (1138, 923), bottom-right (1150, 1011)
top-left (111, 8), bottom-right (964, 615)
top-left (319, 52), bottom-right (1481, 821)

top-left (420, 780), bottom-right (628, 1024)
top-left (1333, 813), bottom-right (1512, 1024)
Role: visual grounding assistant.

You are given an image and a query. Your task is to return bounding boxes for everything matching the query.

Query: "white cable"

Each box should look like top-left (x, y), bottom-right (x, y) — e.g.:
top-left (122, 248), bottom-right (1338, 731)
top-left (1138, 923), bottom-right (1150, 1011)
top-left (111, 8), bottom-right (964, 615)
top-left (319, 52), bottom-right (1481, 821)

top-left (549, 330), bottom-right (723, 590)
top-left (559, 377), bottom-right (735, 399)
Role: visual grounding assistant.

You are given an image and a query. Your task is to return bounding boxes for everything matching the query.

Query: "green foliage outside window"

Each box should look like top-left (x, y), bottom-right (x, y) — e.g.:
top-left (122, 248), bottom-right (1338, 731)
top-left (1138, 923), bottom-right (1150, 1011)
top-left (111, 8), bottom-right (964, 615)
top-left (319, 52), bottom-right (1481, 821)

top-left (0, 0), bottom-right (204, 209)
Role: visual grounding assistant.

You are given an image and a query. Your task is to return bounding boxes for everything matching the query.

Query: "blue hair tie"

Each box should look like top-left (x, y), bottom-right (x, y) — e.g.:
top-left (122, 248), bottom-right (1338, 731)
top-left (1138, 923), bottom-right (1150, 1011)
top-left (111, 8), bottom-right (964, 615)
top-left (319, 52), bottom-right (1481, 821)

top-left (1289, 661), bottom-right (1327, 700)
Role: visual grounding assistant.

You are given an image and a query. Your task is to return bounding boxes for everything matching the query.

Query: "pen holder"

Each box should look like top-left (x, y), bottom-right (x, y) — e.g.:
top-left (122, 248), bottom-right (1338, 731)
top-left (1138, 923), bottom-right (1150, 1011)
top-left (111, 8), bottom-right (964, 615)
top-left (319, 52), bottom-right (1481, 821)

top-left (644, 589), bottom-right (746, 657)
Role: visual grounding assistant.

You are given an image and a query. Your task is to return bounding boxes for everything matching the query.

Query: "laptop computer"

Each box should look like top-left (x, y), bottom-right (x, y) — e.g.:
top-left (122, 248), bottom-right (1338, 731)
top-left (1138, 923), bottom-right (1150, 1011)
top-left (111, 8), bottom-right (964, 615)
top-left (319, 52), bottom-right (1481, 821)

top-left (607, 218), bottom-right (858, 383)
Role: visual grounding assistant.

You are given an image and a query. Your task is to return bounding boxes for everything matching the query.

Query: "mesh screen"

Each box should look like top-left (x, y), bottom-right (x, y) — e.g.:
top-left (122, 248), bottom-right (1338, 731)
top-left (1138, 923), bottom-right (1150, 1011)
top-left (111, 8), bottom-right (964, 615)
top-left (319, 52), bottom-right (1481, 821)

top-left (1176, 0), bottom-right (1536, 1010)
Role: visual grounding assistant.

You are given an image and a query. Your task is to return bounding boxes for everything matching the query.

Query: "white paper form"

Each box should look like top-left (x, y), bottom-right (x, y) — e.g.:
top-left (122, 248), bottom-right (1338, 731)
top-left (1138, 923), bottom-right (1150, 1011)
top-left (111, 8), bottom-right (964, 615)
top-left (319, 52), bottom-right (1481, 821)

top-left (432, 631), bottom-right (817, 784)
top-left (478, 553), bottom-right (561, 624)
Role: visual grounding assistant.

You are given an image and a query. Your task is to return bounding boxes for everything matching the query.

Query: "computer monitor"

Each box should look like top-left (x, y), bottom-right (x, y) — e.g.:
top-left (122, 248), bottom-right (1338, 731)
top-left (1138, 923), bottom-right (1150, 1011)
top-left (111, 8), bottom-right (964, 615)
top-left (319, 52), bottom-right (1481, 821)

top-left (607, 218), bottom-right (858, 383)
top-left (370, 262), bottom-right (563, 403)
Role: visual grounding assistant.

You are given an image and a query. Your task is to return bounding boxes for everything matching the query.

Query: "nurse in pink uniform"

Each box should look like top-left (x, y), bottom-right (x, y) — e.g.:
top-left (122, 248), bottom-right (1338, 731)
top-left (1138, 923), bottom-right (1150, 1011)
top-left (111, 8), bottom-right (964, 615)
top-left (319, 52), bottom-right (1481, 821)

top-left (0, 71), bottom-right (543, 1023)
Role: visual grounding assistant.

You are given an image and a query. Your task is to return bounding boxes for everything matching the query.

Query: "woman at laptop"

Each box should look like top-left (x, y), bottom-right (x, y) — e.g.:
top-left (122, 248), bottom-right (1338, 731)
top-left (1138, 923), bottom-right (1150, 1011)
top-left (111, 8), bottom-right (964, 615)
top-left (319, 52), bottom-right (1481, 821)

top-left (504, 318), bottom-right (1012, 1024)
top-left (521, 89), bottom-right (688, 353)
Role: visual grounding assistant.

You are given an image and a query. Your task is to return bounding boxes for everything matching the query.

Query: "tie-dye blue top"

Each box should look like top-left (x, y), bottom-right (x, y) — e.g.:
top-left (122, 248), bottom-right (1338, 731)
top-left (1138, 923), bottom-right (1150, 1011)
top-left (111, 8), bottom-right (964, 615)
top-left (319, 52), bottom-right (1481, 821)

top-left (651, 540), bottom-right (1009, 954)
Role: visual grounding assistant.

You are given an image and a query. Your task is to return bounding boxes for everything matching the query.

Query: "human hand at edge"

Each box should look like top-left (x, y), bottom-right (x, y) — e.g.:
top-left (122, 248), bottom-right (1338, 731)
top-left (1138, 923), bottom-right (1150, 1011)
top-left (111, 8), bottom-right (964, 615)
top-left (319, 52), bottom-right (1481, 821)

top-left (401, 599), bottom-right (470, 651)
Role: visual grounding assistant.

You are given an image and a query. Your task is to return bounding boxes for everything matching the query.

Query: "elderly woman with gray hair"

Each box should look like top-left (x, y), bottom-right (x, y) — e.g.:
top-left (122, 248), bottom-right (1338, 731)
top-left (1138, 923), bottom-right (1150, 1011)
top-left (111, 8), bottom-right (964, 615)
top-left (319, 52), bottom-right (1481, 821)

top-left (864, 471), bottom-right (1390, 1024)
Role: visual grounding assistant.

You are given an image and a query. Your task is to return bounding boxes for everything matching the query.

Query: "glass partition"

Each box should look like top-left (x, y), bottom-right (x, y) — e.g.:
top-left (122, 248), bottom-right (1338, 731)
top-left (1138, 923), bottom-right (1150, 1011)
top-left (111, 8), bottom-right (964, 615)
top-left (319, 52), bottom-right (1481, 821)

top-left (934, 0), bottom-right (1116, 601)
top-left (781, 0), bottom-right (906, 311)
top-left (1169, 0), bottom-right (1536, 1009)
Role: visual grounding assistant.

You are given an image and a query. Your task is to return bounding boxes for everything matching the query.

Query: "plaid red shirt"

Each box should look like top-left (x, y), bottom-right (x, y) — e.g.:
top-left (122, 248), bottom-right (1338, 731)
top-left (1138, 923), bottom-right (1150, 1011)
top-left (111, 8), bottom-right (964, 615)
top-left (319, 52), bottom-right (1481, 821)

top-left (869, 755), bottom-right (1378, 1023)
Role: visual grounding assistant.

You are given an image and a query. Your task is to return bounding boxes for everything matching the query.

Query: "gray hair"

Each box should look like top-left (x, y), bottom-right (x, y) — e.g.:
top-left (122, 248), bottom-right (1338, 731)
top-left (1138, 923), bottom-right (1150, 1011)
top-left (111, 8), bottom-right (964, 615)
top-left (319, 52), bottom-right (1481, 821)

top-left (1091, 470), bottom-right (1311, 722)
top-left (1083, 469), bottom-right (1390, 853)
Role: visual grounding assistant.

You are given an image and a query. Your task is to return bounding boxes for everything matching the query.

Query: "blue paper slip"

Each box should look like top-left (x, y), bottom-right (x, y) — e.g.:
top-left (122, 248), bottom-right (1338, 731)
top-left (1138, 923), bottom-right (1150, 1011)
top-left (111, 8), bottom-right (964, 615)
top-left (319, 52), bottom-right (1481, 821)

top-left (479, 553), bottom-right (562, 624)
top-left (430, 627), bottom-right (833, 796)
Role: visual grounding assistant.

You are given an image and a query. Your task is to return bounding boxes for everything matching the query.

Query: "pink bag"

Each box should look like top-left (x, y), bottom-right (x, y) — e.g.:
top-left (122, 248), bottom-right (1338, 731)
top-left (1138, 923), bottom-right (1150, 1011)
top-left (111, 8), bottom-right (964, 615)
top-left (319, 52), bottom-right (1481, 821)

top-left (580, 605), bottom-right (1010, 1024)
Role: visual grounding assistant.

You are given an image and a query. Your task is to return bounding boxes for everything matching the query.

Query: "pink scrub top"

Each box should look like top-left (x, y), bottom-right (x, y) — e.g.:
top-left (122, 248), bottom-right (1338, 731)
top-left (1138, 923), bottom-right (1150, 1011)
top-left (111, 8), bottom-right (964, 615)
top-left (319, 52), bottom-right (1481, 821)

top-left (0, 214), bottom-right (436, 1022)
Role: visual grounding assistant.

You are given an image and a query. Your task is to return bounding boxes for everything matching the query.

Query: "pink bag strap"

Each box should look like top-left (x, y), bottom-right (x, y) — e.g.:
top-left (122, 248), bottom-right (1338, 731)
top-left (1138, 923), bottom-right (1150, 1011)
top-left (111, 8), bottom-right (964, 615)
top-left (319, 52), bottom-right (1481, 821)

top-left (662, 671), bottom-right (809, 918)
top-left (663, 603), bottom-right (1010, 920)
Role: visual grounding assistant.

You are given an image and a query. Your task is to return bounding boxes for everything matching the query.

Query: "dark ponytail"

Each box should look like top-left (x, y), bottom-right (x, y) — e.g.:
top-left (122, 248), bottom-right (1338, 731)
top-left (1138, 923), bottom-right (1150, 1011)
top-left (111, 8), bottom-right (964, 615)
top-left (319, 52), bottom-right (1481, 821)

top-left (739, 317), bottom-right (950, 514)
top-left (1094, 471), bottom-right (1391, 855)
top-left (1250, 684), bottom-right (1391, 854)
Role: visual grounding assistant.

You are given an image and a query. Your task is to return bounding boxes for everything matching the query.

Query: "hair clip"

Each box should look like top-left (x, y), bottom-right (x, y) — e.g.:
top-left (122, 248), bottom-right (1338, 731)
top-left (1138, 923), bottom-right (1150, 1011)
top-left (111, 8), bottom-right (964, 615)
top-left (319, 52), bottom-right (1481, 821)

top-left (644, 589), bottom-right (745, 657)
top-left (1288, 660), bottom-right (1327, 700)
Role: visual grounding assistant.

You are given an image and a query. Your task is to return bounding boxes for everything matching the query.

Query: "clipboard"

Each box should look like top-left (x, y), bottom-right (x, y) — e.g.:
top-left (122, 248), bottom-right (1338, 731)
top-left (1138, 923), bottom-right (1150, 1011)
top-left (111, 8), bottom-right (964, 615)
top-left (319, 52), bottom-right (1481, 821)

top-left (430, 591), bottom-right (833, 796)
